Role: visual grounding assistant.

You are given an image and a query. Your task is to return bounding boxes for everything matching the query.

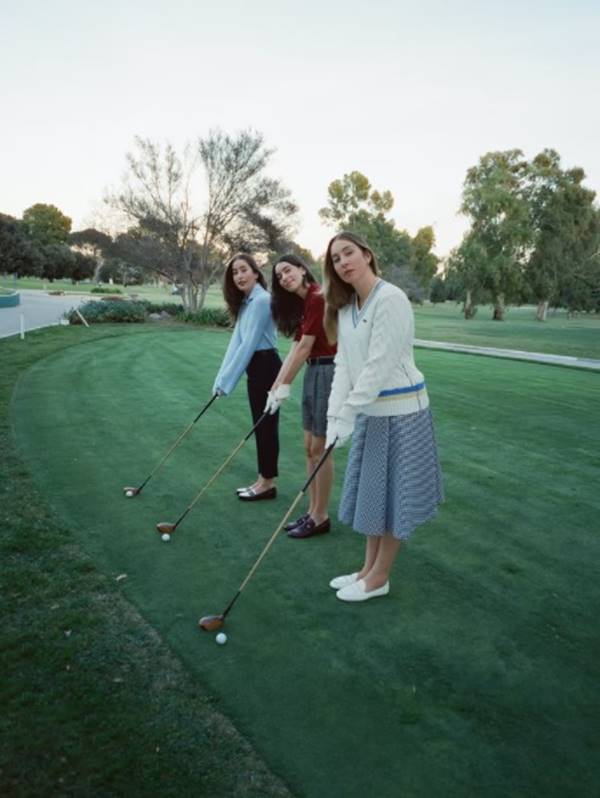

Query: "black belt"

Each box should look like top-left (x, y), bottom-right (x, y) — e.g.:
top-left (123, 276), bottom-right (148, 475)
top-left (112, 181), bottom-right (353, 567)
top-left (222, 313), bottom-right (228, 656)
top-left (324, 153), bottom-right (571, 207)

top-left (307, 356), bottom-right (335, 366)
top-left (253, 348), bottom-right (277, 357)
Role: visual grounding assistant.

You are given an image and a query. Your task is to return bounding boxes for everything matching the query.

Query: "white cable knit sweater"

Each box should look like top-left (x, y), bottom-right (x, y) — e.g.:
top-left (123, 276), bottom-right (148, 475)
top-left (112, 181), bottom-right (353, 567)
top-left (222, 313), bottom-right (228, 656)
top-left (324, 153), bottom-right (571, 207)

top-left (327, 280), bottom-right (429, 425)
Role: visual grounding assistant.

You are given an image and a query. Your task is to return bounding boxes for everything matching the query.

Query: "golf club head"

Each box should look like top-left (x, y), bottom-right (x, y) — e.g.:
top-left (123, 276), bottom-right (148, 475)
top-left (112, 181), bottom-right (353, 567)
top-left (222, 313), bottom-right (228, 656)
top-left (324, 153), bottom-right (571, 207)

top-left (198, 614), bottom-right (225, 631)
top-left (156, 522), bottom-right (176, 535)
top-left (123, 486), bottom-right (141, 496)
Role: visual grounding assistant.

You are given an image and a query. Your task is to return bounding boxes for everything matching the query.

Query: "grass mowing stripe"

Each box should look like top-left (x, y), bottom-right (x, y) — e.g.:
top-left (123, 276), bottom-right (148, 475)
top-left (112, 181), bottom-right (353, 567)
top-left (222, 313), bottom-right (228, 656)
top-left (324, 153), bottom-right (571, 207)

top-left (1, 325), bottom-right (294, 798)
top-left (8, 328), bottom-right (600, 797)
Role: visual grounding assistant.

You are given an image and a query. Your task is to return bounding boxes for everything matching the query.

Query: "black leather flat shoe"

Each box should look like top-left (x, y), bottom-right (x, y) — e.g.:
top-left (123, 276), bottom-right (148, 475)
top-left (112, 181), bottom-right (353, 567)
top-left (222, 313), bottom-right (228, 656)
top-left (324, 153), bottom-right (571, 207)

top-left (284, 513), bottom-right (309, 532)
top-left (238, 486), bottom-right (277, 502)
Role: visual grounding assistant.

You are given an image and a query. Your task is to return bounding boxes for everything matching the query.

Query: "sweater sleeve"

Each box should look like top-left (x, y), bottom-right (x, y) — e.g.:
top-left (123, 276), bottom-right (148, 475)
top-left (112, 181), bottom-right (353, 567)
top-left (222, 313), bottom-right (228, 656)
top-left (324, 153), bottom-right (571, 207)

top-left (338, 291), bottom-right (412, 425)
top-left (214, 294), bottom-right (273, 396)
top-left (326, 315), bottom-right (352, 419)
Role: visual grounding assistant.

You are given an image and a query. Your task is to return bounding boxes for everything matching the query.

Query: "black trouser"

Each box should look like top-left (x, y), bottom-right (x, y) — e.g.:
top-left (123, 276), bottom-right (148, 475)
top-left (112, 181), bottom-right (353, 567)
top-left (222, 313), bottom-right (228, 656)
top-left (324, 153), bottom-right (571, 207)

top-left (246, 349), bottom-right (281, 479)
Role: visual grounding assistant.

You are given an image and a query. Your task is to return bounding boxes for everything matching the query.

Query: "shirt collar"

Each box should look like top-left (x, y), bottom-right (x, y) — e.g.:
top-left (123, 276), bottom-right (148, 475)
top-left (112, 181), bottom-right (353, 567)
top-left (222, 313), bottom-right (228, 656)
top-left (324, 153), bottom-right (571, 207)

top-left (243, 282), bottom-right (264, 305)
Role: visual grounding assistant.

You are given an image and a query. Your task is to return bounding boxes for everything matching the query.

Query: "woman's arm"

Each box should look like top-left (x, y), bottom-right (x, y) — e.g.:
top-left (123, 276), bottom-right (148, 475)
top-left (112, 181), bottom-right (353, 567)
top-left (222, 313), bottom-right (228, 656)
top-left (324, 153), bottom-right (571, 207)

top-left (337, 291), bottom-right (411, 426)
top-left (271, 334), bottom-right (315, 389)
top-left (215, 294), bottom-right (273, 395)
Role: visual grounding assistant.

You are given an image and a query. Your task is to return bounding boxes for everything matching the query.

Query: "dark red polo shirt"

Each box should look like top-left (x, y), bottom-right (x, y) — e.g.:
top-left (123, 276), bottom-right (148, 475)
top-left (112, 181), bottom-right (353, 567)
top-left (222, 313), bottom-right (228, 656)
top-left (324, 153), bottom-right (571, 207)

top-left (294, 283), bottom-right (337, 358)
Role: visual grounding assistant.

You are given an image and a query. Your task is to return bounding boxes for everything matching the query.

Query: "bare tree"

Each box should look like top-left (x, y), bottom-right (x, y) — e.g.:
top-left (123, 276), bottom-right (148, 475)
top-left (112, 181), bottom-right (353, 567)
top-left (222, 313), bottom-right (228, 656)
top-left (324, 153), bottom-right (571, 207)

top-left (106, 131), bottom-right (298, 311)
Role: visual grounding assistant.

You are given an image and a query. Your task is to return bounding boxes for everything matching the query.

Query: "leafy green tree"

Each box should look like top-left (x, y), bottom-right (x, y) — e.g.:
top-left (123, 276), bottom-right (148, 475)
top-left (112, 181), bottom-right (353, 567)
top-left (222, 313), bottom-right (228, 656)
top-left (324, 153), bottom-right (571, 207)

top-left (446, 232), bottom-right (488, 319)
top-left (107, 131), bottom-right (298, 312)
top-left (98, 256), bottom-right (144, 286)
top-left (22, 203), bottom-right (72, 246)
top-left (460, 150), bottom-right (531, 320)
top-left (429, 275), bottom-right (447, 303)
top-left (0, 213), bottom-right (43, 276)
top-left (319, 171), bottom-right (423, 294)
top-left (411, 225), bottom-right (439, 289)
top-left (40, 244), bottom-right (76, 282)
top-left (69, 228), bottom-right (114, 282)
top-left (525, 150), bottom-right (600, 319)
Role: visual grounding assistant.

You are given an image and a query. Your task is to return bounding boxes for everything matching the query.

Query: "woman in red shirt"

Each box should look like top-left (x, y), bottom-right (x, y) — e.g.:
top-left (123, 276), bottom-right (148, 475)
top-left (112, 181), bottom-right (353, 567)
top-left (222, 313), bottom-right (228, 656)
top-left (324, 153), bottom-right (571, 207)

top-left (266, 254), bottom-right (336, 538)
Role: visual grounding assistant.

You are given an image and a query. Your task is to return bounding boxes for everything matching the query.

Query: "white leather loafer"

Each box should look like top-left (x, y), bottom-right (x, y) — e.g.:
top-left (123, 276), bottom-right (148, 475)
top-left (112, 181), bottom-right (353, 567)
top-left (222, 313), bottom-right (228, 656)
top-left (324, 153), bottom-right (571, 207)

top-left (329, 572), bottom-right (359, 590)
top-left (336, 579), bottom-right (389, 602)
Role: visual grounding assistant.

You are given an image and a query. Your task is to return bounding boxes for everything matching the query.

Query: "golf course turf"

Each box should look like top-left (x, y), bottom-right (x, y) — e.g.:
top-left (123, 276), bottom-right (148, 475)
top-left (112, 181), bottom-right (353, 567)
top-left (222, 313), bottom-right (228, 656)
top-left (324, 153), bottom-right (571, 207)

top-left (5, 325), bottom-right (600, 796)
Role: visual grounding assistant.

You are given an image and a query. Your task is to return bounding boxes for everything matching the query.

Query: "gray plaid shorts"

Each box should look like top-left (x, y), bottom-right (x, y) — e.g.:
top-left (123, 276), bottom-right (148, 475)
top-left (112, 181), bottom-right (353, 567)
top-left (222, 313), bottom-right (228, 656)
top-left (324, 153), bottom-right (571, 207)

top-left (302, 362), bottom-right (334, 438)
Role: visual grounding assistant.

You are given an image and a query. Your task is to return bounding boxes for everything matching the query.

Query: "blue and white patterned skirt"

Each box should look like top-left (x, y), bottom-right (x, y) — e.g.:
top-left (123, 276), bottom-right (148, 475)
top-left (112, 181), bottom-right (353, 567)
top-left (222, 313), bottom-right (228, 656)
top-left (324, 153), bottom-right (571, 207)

top-left (338, 408), bottom-right (443, 540)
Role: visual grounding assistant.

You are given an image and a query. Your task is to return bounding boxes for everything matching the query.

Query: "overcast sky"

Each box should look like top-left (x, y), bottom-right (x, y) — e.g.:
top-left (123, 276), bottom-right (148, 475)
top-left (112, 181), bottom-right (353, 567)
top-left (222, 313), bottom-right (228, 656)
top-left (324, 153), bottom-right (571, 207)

top-left (2, 0), bottom-right (599, 259)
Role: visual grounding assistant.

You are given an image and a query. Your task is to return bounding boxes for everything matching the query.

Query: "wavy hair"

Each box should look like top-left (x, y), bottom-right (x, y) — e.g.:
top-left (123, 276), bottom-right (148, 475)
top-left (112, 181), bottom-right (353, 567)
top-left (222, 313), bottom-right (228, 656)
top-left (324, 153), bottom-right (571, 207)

top-left (323, 231), bottom-right (378, 342)
top-left (270, 254), bottom-right (318, 338)
top-left (223, 253), bottom-right (266, 320)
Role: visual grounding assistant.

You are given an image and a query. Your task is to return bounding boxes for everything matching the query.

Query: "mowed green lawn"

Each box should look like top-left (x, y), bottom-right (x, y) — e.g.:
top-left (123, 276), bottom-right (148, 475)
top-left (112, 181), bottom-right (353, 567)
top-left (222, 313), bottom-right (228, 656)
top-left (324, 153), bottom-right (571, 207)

top-left (414, 302), bottom-right (600, 359)
top-left (8, 327), bottom-right (600, 797)
top-left (3, 273), bottom-right (600, 359)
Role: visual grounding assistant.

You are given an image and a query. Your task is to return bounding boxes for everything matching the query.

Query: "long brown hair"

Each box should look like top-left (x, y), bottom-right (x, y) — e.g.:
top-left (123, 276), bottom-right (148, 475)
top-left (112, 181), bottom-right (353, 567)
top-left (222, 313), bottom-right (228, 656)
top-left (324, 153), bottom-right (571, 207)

top-left (323, 231), bottom-right (379, 342)
top-left (271, 254), bottom-right (318, 338)
top-left (223, 253), bottom-right (267, 320)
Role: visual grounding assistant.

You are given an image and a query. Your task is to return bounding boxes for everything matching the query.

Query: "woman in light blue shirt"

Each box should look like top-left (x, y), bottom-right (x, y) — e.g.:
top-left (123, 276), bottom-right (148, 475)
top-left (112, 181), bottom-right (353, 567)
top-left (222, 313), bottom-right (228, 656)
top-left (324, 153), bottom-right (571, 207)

top-left (213, 253), bottom-right (281, 501)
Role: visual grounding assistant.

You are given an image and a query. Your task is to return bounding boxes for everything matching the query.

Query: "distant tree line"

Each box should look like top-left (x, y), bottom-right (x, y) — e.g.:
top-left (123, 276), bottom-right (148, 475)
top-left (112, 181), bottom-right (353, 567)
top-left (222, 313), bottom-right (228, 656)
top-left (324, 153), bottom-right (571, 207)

top-left (319, 170), bottom-right (439, 303)
top-left (2, 141), bottom-right (598, 319)
top-left (439, 149), bottom-right (600, 320)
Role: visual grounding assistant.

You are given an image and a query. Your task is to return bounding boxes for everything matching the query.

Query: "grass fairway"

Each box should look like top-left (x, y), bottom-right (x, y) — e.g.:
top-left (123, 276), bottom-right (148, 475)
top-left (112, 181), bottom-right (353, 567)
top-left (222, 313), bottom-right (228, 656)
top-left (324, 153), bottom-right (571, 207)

top-left (7, 327), bottom-right (600, 797)
top-left (414, 303), bottom-right (600, 359)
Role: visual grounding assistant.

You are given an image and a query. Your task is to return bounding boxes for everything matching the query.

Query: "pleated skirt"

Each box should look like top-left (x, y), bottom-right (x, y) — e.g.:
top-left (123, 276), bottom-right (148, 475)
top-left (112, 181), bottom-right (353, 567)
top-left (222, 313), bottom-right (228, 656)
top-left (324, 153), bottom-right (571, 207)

top-left (338, 408), bottom-right (444, 540)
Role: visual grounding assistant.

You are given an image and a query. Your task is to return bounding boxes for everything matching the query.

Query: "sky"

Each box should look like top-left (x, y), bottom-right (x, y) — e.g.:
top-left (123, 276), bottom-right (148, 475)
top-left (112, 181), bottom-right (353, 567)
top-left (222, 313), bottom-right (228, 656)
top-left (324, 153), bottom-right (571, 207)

top-left (2, 0), bottom-right (599, 259)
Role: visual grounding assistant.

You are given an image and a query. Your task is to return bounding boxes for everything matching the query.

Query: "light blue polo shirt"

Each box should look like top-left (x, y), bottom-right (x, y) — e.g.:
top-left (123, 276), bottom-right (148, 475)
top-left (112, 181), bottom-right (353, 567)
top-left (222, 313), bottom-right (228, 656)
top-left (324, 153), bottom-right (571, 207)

top-left (212, 283), bottom-right (277, 396)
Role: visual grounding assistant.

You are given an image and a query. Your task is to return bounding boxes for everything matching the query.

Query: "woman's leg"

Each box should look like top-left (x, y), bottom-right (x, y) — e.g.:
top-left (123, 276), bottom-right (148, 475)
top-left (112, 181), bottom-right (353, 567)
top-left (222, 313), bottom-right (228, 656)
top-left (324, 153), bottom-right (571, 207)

top-left (306, 434), bottom-right (333, 525)
top-left (246, 355), bottom-right (279, 491)
top-left (303, 430), bottom-right (316, 515)
top-left (362, 534), bottom-right (402, 591)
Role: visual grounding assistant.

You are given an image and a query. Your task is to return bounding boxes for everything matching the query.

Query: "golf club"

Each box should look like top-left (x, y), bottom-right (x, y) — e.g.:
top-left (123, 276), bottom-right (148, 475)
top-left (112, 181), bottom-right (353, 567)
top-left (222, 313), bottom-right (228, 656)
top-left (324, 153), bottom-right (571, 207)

top-left (198, 440), bottom-right (336, 631)
top-left (122, 393), bottom-right (219, 497)
top-left (156, 411), bottom-right (270, 536)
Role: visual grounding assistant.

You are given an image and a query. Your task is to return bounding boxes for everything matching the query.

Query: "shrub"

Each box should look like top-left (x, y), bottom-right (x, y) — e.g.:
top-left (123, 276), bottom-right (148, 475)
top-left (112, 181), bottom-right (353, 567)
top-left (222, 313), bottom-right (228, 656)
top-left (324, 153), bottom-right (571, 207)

top-left (180, 307), bottom-right (230, 327)
top-left (137, 301), bottom-right (184, 316)
top-left (99, 294), bottom-right (127, 302)
top-left (66, 300), bottom-right (147, 324)
top-left (91, 286), bottom-right (122, 294)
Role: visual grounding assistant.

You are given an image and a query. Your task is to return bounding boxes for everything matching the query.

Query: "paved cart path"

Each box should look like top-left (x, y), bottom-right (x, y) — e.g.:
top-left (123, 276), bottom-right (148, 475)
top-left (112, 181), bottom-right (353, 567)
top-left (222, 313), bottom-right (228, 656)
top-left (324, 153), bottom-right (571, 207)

top-left (415, 338), bottom-right (600, 371)
top-left (2, 290), bottom-right (598, 370)
top-left (0, 289), bottom-right (88, 339)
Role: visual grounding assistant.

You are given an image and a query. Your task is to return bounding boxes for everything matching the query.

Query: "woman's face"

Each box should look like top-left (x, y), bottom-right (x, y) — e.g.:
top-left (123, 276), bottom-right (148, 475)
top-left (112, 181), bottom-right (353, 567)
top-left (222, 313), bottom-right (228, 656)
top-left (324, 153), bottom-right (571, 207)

top-left (274, 261), bottom-right (306, 295)
top-left (329, 238), bottom-right (372, 285)
top-left (232, 259), bottom-right (259, 295)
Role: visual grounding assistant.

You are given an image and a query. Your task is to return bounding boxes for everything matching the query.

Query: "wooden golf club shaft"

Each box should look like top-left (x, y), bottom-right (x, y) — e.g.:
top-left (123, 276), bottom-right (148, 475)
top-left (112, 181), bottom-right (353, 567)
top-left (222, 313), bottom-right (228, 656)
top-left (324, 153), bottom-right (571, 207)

top-left (137, 394), bottom-right (219, 491)
top-left (171, 412), bottom-right (270, 529)
top-left (226, 442), bottom-right (336, 610)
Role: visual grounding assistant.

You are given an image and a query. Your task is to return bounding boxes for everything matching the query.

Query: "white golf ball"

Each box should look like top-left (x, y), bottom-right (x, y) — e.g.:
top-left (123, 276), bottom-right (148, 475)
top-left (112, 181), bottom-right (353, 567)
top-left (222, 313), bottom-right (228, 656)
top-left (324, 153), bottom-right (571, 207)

top-left (215, 632), bottom-right (227, 645)
top-left (161, 533), bottom-right (171, 542)
top-left (125, 490), bottom-right (134, 497)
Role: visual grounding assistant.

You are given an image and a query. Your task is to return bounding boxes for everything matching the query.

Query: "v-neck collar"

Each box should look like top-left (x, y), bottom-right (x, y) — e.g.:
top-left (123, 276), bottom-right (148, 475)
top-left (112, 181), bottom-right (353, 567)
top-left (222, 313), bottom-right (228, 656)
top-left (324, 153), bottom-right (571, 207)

top-left (352, 279), bottom-right (384, 327)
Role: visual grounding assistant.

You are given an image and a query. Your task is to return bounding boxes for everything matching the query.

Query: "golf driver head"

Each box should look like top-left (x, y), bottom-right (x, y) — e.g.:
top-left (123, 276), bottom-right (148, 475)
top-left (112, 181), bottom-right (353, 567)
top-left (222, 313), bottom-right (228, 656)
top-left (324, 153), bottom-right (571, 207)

top-left (198, 614), bottom-right (225, 631)
top-left (123, 486), bottom-right (141, 496)
top-left (156, 522), bottom-right (176, 535)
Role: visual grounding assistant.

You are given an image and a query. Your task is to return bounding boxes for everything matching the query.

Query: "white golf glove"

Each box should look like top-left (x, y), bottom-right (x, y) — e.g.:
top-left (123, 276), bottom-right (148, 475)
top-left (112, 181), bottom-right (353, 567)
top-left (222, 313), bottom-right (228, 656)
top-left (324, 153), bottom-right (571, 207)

top-left (325, 417), bottom-right (354, 449)
top-left (264, 384), bottom-right (290, 415)
top-left (213, 385), bottom-right (226, 397)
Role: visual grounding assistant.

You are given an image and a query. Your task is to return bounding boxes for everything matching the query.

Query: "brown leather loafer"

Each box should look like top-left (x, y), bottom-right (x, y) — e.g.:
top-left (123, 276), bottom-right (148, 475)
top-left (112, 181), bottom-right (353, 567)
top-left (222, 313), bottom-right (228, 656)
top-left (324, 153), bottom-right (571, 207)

top-left (288, 517), bottom-right (331, 538)
top-left (284, 513), bottom-right (309, 532)
top-left (238, 487), bottom-right (277, 502)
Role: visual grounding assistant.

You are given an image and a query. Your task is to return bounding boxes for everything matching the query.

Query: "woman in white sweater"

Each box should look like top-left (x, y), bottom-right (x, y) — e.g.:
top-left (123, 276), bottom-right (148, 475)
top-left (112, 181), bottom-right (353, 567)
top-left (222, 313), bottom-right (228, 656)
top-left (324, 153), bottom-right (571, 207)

top-left (324, 231), bottom-right (443, 602)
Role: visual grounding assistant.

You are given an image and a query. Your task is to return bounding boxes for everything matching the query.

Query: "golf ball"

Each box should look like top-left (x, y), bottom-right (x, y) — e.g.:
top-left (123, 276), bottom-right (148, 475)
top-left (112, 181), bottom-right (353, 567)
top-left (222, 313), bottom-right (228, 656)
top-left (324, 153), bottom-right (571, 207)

top-left (215, 632), bottom-right (227, 645)
top-left (125, 490), bottom-right (134, 497)
top-left (161, 533), bottom-right (171, 542)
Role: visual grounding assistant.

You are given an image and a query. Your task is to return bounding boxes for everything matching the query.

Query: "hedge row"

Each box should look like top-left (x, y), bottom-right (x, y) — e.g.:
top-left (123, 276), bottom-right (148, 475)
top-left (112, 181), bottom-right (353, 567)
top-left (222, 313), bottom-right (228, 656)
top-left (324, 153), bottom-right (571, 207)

top-left (66, 300), bottom-right (230, 327)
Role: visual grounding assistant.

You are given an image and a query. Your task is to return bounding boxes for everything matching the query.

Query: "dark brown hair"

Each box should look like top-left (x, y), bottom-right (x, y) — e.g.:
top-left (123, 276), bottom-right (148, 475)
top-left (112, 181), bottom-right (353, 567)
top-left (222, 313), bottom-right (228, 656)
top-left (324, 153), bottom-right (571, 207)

top-left (270, 254), bottom-right (318, 338)
top-left (323, 231), bottom-right (378, 342)
top-left (223, 253), bottom-right (267, 320)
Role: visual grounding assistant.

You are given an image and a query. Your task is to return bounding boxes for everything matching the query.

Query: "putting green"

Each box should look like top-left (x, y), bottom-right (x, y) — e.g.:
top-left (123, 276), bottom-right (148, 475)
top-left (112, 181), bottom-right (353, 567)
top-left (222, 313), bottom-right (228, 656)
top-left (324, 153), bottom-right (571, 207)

top-left (10, 329), bottom-right (600, 797)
